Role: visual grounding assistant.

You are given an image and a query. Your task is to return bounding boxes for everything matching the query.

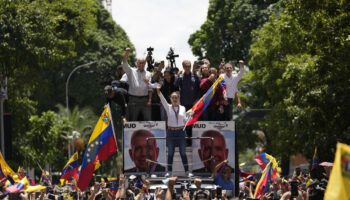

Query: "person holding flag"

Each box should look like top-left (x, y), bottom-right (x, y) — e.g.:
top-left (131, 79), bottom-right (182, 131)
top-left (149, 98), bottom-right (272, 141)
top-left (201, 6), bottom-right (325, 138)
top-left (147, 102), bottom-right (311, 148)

top-left (77, 104), bottom-right (118, 191)
top-left (156, 82), bottom-right (191, 177)
top-left (184, 75), bottom-right (225, 127)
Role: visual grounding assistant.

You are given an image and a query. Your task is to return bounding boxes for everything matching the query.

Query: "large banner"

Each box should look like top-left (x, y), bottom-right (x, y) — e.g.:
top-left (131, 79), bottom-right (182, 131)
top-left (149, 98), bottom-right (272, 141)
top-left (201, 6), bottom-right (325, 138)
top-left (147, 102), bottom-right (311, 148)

top-left (123, 122), bottom-right (166, 174)
top-left (192, 121), bottom-right (235, 175)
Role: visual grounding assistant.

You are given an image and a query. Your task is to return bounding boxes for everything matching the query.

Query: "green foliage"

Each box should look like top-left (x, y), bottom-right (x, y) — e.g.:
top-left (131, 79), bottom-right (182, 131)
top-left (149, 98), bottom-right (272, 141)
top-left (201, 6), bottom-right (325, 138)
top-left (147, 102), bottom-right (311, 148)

top-left (0, 0), bottom-right (96, 77)
top-left (21, 111), bottom-right (71, 171)
top-left (248, 0), bottom-right (350, 161)
top-left (2, 0), bottom-right (134, 172)
top-left (188, 0), bottom-right (279, 67)
top-left (32, 1), bottom-right (136, 113)
top-left (56, 104), bottom-right (98, 143)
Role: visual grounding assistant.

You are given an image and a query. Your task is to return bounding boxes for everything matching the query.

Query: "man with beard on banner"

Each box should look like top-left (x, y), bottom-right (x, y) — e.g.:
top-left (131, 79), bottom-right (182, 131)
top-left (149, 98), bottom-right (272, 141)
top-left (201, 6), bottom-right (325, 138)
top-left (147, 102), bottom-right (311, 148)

top-left (78, 104), bottom-right (118, 191)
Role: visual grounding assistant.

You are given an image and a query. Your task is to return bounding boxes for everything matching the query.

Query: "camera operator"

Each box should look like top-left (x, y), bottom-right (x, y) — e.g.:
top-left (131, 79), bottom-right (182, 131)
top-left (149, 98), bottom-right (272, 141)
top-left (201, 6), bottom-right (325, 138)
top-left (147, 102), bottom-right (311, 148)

top-left (122, 48), bottom-right (152, 121)
top-left (104, 85), bottom-right (128, 122)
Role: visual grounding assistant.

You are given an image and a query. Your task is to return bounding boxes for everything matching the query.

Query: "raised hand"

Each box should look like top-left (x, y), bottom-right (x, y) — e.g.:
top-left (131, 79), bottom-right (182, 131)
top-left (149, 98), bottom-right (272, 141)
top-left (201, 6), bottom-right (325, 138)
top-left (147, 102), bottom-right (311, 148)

top-left (123, 48), bottom-right (131, 64)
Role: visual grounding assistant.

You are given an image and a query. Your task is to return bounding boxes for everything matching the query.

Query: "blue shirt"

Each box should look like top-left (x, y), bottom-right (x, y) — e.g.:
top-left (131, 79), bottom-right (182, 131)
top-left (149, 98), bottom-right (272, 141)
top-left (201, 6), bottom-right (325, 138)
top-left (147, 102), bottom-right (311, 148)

top-left (175, 72), bottom-right (201, 106)
top-left (214, 174), bottom-right (234, 192)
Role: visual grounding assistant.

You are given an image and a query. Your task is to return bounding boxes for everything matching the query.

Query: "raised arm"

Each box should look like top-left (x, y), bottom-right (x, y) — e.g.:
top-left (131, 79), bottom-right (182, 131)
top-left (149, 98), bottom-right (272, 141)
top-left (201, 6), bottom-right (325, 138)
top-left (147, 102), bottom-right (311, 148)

top-left (213, 159), bottom-right (228, 178)
top-left (157, 82), bottom-right (169, 114)
top-left (122, 48), bottom-right (132, 74)
top-left (235, 60), bottom-right (245, 81)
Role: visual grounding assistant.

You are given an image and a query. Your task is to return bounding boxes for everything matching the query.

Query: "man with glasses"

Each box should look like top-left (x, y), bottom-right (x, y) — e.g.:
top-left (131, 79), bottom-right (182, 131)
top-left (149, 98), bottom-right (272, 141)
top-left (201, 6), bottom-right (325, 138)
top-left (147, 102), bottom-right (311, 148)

top-left (122, 48), bottom-right (152, 121)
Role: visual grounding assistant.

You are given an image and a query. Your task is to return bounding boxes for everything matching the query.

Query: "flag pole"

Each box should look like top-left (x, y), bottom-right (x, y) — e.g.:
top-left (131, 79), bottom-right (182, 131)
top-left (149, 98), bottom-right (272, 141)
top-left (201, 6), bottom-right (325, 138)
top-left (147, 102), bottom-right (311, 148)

top-left (35, 160), bottom-right (51, 186)
top-left (107, 103), bottom-right (118, 151)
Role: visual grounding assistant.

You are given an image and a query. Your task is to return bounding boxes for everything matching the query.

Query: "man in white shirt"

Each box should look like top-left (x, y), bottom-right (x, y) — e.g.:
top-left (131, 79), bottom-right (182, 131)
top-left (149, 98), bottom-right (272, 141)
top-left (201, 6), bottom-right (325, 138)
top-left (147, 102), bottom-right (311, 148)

top-left (122, 48), bottom-right (152, 121)
top-left (221, 60), bottom-right (244, 121)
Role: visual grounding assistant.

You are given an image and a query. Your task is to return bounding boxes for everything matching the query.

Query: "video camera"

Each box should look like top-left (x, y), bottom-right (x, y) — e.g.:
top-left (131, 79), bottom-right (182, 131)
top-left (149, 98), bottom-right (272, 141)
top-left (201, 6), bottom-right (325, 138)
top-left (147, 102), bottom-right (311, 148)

top-left (166, 47), bottom-right (179, 74)
top-left (146, 47), bottom-right (155, 72)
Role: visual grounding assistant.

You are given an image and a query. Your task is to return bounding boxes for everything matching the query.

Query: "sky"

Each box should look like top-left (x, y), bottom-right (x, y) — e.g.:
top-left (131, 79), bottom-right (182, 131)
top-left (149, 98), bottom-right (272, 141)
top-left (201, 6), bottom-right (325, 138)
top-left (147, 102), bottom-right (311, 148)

top-left (111, 0), bottom-right (209, 68)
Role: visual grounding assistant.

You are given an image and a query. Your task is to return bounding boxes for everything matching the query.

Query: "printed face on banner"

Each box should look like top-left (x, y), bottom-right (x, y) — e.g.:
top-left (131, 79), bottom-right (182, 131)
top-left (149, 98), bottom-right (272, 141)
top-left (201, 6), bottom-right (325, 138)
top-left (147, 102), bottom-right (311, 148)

top-left (192, 122), bottom-right (235, 174)
top-left (124, 122), bottom-right (166, 173)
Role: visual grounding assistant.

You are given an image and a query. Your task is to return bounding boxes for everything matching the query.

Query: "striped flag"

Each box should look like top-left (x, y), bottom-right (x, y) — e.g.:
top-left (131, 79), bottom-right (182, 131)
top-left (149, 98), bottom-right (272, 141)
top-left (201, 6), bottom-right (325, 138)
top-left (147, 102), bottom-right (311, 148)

top-left (77, 104), bottom-right (118, 191)
top-left (61, 152), bottom-right (79, 180)
top-left (185, 76), bottom-right (224, 126)
top-left (254, 161), bottom-right (273, 198)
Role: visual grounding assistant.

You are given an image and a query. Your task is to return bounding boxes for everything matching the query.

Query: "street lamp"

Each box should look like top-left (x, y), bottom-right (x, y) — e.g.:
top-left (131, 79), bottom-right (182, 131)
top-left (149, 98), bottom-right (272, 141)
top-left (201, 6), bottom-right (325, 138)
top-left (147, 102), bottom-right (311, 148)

top-left (65, 61), bottom-right (97, 158)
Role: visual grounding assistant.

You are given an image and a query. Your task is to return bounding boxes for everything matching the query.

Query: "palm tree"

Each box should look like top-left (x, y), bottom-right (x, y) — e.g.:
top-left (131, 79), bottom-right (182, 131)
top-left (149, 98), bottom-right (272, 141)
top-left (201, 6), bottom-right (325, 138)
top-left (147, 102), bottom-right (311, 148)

top-left (56, 104), bottom-right (98, 143)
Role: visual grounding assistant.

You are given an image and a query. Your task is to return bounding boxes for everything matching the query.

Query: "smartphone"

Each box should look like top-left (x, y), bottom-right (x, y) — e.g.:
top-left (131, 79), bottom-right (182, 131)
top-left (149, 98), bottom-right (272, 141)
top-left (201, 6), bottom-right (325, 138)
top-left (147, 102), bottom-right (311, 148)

top-left (216, 186), bottom-right (222, 198)
top-left (291, 181), bottom-right (298, 197)
top-left (211, 189), bottom-right (216, 199)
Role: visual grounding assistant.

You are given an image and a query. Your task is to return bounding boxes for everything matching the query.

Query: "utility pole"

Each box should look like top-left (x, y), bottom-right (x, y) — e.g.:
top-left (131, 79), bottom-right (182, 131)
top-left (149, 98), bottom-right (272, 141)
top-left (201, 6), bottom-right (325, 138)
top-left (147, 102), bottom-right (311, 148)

top-left (0, 77), bottom-right (8, 159)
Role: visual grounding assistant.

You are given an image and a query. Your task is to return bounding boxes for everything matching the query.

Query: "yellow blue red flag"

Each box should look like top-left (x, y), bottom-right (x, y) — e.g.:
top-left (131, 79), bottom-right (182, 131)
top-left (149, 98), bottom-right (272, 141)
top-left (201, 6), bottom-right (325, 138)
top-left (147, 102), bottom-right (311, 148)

top-left (61, 152), bottom-right (79, 180)
top-left (77, 104), bottom-right (117, 191)
top-left (324, 143), bottom-right (350, 200)
top-left (185, 76), bottom-right (224, 126)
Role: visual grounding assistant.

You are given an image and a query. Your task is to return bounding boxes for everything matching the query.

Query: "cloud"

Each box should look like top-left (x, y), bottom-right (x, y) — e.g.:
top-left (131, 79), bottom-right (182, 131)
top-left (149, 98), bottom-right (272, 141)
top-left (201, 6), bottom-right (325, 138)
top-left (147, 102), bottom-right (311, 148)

top-left (111, 0), bottom-right (209, 68)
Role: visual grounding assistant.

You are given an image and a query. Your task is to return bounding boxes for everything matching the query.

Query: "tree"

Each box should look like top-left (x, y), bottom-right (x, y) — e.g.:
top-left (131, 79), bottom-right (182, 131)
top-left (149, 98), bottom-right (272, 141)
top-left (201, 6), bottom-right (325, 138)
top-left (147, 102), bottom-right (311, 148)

top-left (2, 0), bottom-right (135, 173)
top-left (31, 1), bottom-right (136, 113)
top-left (56, 104), bottom-right (98, 143)
top-left (20, 111), bottom-right (71, 171)
top-left (0, 0), bottom-right (96, 78)
top-left (188, 0), bottom-right (279, 67)
top-left (248, 0), bottom-right (350, 161)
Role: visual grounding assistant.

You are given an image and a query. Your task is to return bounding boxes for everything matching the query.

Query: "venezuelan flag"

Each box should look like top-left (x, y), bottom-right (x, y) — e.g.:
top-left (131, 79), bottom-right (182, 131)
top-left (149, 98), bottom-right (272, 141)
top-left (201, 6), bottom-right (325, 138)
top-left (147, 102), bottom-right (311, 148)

top-left (311, 147), bottom-right (318, 170)
top-left (239, 169), bottom-right (255, 177)
top-left (219, 78), bottom-right (227, 97)
top-left (108, 177), bottom-right (119, 194)
top-left (77, 104), bottom-right (117, 191)
top-left (6, 177), bottom-right (29, 193)
top-left (26, 175), bottom-right (35, 186)
top-left (0, 152), bottom-right (15, 177)
top-left (61, 152), bottom-right (79, 180)
top-left (324, 143), bottom-right (350, 199)
top-left (0, 164), bottom-right (7, 181)
top-left (185, 76), bottom-right (224, 126)
top-left (254, 161), bottom-right (273, 198)
top-left (254, 152), bottom-right (277, 170)
top-left (17, 167), bottom-right (25, 179)
top-left (239, 175), bottom-right (253, 182)
top-left (272, 167), bottom-right (282, 182)
top-left (39, 170), bottom-right (49, 183)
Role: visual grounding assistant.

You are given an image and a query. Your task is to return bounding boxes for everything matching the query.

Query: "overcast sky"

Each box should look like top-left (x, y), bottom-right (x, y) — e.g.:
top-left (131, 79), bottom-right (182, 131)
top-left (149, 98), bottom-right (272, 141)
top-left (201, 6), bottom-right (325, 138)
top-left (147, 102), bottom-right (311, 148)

top-left (111, 0), bottom-right (209, 68)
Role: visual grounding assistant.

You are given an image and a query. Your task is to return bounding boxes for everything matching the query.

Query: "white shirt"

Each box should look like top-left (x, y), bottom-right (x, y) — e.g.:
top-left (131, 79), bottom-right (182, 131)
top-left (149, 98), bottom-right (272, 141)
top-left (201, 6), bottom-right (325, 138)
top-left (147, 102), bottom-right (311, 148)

top-left (159, 92), bottom-right (186, 127)
top-left (221, 67), bottom-right (244, 99)
top-left (122, 62), bottom-right (152, 96)
top-left (120, 73), bottom-right (128, 82)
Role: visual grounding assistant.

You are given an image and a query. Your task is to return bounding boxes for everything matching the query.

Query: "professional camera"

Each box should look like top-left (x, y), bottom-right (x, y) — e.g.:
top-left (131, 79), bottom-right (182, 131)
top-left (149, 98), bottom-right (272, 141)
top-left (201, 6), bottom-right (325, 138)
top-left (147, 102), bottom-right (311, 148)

top-left (166, 47), bottom-right (179, 60)
top-left (166, 47), bottom-right (179, 74)
top-left (146, 47), bottom-right (155, 72)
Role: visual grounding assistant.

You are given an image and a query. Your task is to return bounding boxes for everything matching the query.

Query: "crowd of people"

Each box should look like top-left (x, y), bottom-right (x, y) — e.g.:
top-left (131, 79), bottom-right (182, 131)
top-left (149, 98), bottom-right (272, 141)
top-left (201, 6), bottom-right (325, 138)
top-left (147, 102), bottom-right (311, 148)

top-left (0, 163), bottom-right (329, 200)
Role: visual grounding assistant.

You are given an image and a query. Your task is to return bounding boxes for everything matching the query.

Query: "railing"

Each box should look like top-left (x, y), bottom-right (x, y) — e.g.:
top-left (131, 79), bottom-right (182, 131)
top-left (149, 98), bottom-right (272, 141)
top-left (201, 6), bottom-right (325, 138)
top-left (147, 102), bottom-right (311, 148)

top-left (146, 137), bottom-right (215, 175)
